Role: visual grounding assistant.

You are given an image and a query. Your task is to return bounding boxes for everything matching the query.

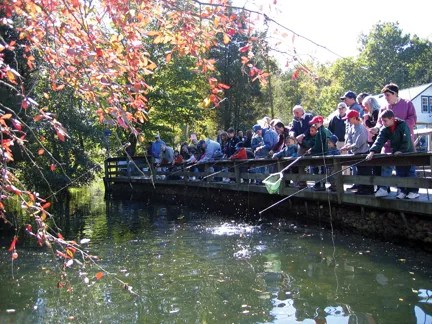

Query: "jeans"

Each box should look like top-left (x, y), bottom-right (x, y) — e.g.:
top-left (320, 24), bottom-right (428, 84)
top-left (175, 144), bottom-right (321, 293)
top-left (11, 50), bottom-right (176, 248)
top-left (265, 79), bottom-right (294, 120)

top-left (379, 165), bottom-right (418, 194)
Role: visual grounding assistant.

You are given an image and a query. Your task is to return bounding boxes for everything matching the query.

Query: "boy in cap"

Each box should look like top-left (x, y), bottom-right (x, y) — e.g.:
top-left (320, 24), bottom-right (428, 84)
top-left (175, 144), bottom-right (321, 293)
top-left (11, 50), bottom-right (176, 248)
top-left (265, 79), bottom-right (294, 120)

top-left (340, 110), bottom-right (373, 195)
top-left (327, 135), bottom-right (340, 156)
top-left (251, 124), bottom-right (264, 153)
top-left (306, 116), bottom-right (328, 191)
top-left (306, 116), bottom-right (328, 156)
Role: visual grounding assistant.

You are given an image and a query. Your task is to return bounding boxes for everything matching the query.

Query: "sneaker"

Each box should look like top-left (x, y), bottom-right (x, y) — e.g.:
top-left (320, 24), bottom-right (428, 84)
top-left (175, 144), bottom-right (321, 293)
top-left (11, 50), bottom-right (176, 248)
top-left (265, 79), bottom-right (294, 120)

top-left (347, 184), bottom-right (359, 191)
top-left (406, 192), bottom-right (420, 199)
top-left (375, 188), bottom-right (389, 198)
top-left (396, 192), bottom-right (406, 199)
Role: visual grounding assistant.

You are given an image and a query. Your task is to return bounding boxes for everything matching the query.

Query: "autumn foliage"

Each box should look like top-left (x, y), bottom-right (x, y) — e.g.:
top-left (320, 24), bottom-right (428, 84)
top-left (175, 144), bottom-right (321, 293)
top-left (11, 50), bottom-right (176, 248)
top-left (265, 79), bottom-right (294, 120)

top-left (0, 0), bottom-right (268, 275)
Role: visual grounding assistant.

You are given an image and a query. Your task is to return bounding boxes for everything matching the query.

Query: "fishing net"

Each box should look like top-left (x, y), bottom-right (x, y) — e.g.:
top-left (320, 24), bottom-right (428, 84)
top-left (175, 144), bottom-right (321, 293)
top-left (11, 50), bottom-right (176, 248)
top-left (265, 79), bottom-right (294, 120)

top-left (262, 173), bottom-right (283, 194)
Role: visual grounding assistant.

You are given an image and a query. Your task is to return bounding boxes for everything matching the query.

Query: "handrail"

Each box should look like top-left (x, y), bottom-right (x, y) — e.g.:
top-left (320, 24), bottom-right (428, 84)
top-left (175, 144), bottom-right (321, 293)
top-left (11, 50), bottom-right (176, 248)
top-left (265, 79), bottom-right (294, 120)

top-left (103, 152), bottom-right (432, 216)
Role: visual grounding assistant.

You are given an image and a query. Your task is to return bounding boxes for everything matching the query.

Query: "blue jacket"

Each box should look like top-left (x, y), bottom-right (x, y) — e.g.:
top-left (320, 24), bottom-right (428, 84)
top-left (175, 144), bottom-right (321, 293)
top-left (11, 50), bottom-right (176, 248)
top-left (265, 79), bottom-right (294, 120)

top-left (151, 138), bottom-right (166, 159)
top-left (273, 144), bottom-right (298, 159)
top-left (199, 139), bottom-right (222, 162)
top-left (255, 128), bottom-right (278, 158)
top-left (290, 113), bottom-right (314, 137)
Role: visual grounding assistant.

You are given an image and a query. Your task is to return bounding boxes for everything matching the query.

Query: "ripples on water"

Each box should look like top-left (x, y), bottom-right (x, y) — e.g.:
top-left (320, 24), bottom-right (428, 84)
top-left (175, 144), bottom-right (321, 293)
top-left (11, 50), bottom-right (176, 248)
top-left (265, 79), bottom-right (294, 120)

top-left (0, 187), bottom-right (432, 323)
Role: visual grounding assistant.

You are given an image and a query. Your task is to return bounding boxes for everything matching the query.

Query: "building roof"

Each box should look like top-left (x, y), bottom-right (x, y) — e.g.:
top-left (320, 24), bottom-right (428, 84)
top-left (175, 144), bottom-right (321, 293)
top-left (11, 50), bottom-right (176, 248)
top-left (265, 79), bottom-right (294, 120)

top-left (375, 82), bottom-right (432, 106)
top-left (399, 83), bottom-right (432, 101)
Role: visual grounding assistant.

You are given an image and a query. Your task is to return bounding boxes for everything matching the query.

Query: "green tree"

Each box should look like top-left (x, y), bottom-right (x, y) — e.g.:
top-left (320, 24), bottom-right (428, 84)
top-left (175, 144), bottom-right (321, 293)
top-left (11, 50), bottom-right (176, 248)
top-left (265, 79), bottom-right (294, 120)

top-left (358, 22), bottom-right (432, 91)
top-left (211, 32), bottom-right (265, 131)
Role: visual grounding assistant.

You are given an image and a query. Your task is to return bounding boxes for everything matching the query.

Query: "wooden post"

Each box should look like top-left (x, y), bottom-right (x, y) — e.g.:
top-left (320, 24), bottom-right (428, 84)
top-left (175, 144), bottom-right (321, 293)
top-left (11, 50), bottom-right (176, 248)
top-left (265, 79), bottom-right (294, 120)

top-left (333, 159), bottom-right (342, 204)
top-left (234, 162), bottom-right (241, 184)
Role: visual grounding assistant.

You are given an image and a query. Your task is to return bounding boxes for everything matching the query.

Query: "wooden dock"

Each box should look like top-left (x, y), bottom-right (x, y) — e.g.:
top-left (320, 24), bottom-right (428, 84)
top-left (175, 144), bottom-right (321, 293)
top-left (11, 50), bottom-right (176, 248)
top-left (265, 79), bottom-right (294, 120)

top-left (104, 153), bottom-right (432, 217)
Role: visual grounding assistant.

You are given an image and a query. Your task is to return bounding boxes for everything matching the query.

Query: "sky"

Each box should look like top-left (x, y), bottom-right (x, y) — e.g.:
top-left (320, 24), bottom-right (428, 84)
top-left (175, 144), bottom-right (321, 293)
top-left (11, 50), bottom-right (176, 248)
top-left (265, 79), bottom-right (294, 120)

top-left (231, 0), bottom-right (432, 66)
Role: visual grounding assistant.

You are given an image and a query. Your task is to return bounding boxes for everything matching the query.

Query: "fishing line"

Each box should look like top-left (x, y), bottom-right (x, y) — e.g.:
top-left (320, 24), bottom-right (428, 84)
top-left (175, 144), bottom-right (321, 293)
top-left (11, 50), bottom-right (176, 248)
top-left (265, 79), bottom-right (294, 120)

top-left (45, 141), bottom-right (133, 200)
top-left (318, 129), bottom-right (339, 298)
top-left (201, 159), bottom-right (252, 180)
top-left (247, 160), bottom-right (280, 172)
top-left (258, 158), bottom-right (367, 214)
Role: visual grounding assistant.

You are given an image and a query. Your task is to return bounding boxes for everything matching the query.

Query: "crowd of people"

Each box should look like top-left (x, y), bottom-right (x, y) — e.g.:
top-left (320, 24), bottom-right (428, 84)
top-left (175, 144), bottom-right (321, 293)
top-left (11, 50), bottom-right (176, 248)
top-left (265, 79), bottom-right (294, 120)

top-left (147, 83), bottom-right (421, 199)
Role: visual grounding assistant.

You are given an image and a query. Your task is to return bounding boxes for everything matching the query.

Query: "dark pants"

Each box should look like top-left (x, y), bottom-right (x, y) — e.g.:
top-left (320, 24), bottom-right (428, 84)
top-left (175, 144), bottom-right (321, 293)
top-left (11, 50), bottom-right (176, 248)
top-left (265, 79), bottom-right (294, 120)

top-left (356, 164), bottom-right (374, 193)
top-left (396, 165), bottom-right (417, 195)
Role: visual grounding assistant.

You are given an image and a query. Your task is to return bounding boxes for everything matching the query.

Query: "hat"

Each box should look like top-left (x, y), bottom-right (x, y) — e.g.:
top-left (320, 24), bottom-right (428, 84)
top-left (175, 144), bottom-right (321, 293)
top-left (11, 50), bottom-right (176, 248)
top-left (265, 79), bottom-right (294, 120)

top-left (257, 116), bottom-right (271, 128)
top-left (329, 134), bottom-right (338, 144)
top-left (252, 124), bottom-right (262, 132)
top-left (309, 116), bottom-right (324, 125)
top-left (342, 110), bottom-right (359, 120)
top-left (337, 102), bottom-right (347, 109)
top-left (340, 91), bottom-right (357, 100)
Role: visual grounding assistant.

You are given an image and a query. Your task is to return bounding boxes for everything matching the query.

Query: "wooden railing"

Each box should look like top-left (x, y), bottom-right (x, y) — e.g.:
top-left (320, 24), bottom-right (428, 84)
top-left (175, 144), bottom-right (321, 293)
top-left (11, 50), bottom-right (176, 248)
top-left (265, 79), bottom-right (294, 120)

top-left (104, 153), bottom-right (432, 216)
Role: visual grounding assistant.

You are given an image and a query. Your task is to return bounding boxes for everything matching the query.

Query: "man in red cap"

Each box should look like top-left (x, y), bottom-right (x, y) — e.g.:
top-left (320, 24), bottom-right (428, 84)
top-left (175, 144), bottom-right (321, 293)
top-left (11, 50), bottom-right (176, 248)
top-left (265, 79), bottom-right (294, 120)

top-left (341, 110), bottom-right (373, 195)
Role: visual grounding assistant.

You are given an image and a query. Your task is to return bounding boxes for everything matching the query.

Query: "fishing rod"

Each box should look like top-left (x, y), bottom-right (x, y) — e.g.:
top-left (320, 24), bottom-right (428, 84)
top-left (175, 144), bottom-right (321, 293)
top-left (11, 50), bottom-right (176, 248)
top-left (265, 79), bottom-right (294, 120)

top-left (259, 158), bottom-right (368, 215)
top-left (261, 153), bottom-right (308, 193)
top-left (201, 159), bottom-right (252, 180)
top-left (166, 158), bottom-right (227, 177)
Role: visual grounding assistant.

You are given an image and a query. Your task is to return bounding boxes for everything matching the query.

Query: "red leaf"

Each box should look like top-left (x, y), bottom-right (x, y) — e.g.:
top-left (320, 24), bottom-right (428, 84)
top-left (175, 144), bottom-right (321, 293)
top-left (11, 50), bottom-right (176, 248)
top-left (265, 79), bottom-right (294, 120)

top-left (8, 236), bottom-right (18, 252)
top-left (56, 250), bottom-right (70, 259)
top-left (5, 185), bottom-right (22, 195)
top-left (239, 45), bottom-right (250, 53)
top-left (11, 118), bottom-right (23, 131)
top-left (218, 83), bottom-right (230, 90)
top-left (96, 48), bottom-right (103, 57)
top-left (291, 69), bottom-right (300, 80)
top-left (42, 202), bottom-right (51, 210)
top-left (241, 56), bottom-right (249, 64)
top-left (25, 224), bottom-right (33, 234)
top-left (56, 130), bottom-right (66, 142)
top-left (95, 272), bottom-right (105, 280)
top-left (21, 100), bottom-right (29, 110)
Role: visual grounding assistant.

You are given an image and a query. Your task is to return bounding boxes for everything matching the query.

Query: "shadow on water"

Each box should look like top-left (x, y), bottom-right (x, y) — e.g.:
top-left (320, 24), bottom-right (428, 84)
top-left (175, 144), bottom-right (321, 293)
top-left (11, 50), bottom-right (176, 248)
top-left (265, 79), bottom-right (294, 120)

top-left (0, 183), bottom-right (432, 323)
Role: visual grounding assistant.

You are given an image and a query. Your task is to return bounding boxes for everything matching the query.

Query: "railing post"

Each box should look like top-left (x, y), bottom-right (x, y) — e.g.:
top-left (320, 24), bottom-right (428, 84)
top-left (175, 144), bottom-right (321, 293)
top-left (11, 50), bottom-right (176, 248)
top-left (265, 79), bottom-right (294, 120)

top-left (234, 162), bottom-right (241, 184)
top-left (333, 158), bottom-right (342, 204)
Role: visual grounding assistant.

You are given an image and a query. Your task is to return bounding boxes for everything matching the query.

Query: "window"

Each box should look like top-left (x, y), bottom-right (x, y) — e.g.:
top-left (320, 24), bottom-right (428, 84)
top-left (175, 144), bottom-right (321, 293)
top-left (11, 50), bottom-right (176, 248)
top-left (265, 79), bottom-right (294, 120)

top-left (421, 96), bottom-right (432, 113)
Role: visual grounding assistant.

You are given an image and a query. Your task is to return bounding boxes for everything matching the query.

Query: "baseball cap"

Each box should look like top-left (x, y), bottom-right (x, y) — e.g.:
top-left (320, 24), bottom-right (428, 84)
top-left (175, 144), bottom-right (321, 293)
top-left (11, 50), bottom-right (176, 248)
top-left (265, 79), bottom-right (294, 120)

top-left (252, 124), bottom-right (262, 132)
top-left (340, 91), bottom-right (357, 100)
top-left (342, 110), bottom-right (359, 120)
top-left (309, 116), bottom-right (324, 125)
top-left (329, 134), bottom-right (338, 144)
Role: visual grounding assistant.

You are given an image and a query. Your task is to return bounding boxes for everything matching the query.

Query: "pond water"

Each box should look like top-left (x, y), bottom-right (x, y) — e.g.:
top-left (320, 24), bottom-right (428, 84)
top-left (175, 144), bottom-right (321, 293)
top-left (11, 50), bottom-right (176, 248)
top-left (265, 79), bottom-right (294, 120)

top-left (1, 184), bottom-right (431, 323)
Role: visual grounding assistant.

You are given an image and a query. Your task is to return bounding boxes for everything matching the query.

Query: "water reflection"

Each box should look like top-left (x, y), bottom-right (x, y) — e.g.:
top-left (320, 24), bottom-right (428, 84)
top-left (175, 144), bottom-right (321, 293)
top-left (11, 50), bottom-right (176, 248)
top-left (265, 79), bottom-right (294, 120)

top-left (0, 184), bottom-right (431, 323)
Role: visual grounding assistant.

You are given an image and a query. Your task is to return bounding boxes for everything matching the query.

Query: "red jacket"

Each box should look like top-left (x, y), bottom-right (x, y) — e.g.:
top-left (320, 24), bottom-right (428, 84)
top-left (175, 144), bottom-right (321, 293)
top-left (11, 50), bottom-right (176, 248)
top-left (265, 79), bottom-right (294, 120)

top-left (230, 148), bottom-right (247, 160)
